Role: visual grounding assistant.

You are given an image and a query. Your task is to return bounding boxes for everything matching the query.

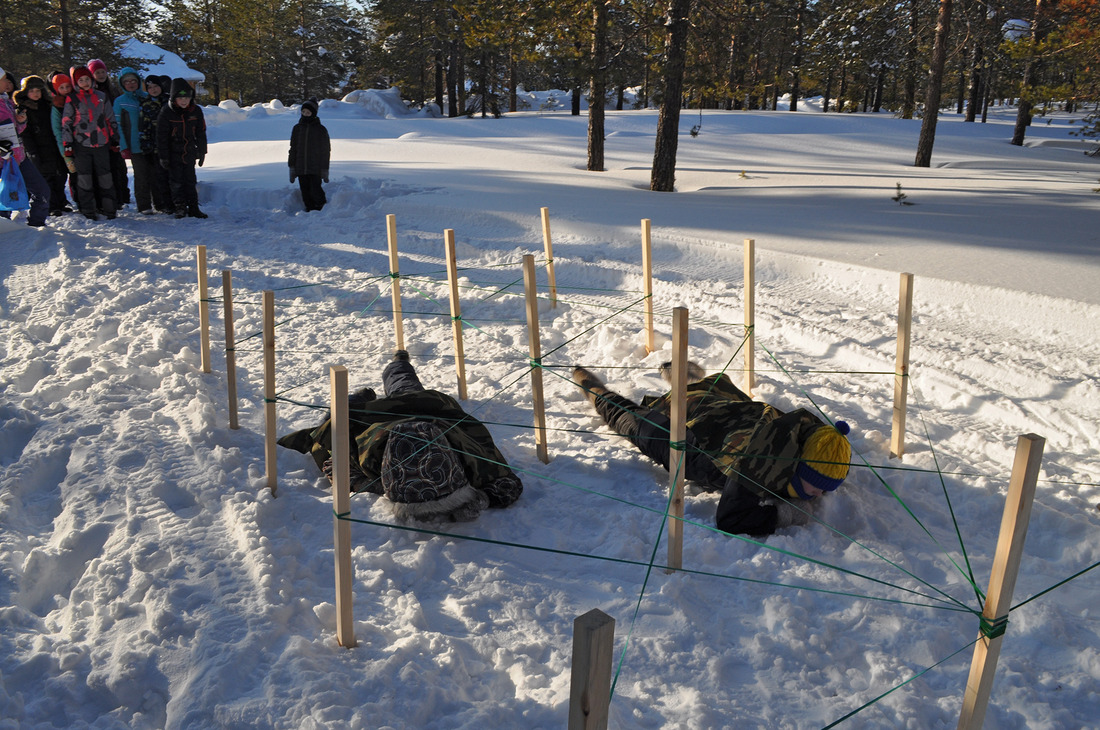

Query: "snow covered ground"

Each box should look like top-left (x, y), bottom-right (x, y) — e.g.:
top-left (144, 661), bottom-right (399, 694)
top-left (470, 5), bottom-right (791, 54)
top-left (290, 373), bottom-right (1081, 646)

top-left (1, 91), bottom-right (1098, 729)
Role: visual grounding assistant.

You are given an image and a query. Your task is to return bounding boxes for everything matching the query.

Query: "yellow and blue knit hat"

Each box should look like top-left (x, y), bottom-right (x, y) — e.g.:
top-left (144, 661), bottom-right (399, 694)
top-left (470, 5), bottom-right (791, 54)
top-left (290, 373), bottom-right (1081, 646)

top-left (793, 421), bottom-right (851, 497)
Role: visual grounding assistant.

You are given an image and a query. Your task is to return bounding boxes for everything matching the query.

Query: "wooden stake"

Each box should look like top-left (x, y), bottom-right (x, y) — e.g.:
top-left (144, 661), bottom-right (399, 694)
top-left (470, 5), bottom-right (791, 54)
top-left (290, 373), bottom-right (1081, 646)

top-left (329, 365), bottom-right (357, 648)
top-left (957, 434), bottom-right (1045, 730)
top-left (262, 290), bottom-right (277, 497)
top-left (222, 270), bottom-right (239, 430)
top-left (743, 238), bottom-right (755, 395)
top-left (890, 273), bottom-right (914, 459)
top-left (568, 608), bottom-right (615, 730)
top-left (641, 219), bottom-right (655, 353)
top-left (444, 229), bottom-right (468, 400)
top-left (540, 207), bottom-right (558, 308)
top-left (667, 307), bottom-right (689, 572)
top-left (523, 255), bottom-right (549, 464)
top-left (387, 214), bottom-right (405, 351)
top-left (196, 245), bottom-right (212, 373)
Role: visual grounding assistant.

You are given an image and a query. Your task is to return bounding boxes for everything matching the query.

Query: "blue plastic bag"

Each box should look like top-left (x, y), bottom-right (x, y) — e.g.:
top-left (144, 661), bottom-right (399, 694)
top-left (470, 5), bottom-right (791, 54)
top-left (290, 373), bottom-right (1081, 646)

top-left (0, 156), bottom-right (30, 211)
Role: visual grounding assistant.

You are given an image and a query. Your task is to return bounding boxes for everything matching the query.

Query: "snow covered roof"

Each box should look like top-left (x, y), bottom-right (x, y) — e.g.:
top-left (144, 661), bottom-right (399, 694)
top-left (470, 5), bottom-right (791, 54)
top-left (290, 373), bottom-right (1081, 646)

top-left (118, 36), bottom-right (205, 83)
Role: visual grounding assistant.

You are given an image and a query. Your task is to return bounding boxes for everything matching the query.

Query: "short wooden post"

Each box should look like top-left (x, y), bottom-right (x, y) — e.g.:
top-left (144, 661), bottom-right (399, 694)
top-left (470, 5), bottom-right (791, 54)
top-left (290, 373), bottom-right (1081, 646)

top-left (262, 290), bottom-right (277, 496)
top-left (329, 365), bottom-right (357, 648)
top-left (196, 245), bottom-right (212, 373)
top-left (641, 219), bottom-right (655, 353)
top-left (222, 270), bottom-right (239, 430)
top-left (568, 609), bottom-right (615, 730)
top-left (890, 273), bottom-right (914, 459)
top-left (957, 434), bottom-right (1045, 730)
top-left (523, 254), bottom-right (549, 464)
top-left (667, 307), bottom-right (689, 572)
top-left (743, 238), bottom-right (755, 395)
top-left (387, 214), bottom-right (405, 351)
top-left (444, 229), bottom-right (468, 400)
top-left (540, 207), bottom-right (558, 308)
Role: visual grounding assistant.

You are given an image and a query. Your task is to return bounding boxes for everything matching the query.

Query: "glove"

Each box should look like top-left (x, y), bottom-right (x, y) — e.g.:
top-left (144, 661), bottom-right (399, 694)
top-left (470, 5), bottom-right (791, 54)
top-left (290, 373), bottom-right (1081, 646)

top-left (289, 169), bottom-right (296, 183)
top-left (110, 145), bottom-right (120, 154)
top-left (159, 158), bottom-right (169, 170)
top-left (197, 155), bottom-right (204, 167)
top-left (121, 150), bottom-right (131, 160)
top-left (65, 158), bottom-right (77, 174)
top-left (774, 501), bottom-right (811, 529)
top-left (63, 144), bottom-right (74, 158)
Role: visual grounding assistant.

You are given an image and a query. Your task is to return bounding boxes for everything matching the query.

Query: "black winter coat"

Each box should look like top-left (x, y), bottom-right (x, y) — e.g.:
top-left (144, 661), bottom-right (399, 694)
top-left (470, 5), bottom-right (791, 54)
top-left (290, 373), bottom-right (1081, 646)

top-left (12, 94), bottom-right (65, 175)
top-left (157, 101), bottom-right (207, 167)
top-left (288, 115), bottom-right (330, 177)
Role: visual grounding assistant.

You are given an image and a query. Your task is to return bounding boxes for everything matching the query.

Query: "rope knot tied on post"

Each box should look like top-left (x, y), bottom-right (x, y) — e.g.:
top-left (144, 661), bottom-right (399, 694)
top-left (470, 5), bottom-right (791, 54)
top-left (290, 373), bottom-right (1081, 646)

top-left (979, 614), bottom-right (1009, 640)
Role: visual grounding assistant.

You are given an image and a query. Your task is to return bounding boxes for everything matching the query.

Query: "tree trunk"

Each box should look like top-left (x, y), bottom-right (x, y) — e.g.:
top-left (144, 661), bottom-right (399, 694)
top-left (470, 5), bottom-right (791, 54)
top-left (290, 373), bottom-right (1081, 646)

top-left (789, 0), bottom-right (805, 111)
top-left (588, 1), bottom-right (609, 171)
top-left (915, 0), bottom-right (953, 167)
top-left (1012, 0), bottom-right (1046, 146)
top-left (901, 0), bottom-right (920, 119)
top-left (650, 0), bottom-right (692, 192)
top-left (965, 43), bottom-right (983, 122)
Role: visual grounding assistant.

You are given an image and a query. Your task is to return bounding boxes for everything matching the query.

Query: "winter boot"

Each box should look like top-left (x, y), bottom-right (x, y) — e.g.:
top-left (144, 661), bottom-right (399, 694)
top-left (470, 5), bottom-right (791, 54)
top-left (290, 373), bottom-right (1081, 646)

top-left (174, 206), bottom-right (187, 219)
top-left (572, 366), bottom-right (609, 406)
top-left (187, 206), bottom-right (208, 219)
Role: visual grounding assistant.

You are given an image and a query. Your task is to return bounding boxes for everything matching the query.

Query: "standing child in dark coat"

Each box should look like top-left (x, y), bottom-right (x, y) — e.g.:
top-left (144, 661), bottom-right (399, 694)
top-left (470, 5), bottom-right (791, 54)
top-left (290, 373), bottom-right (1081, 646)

top-left (14, 75), bottom-right (69, 215)
top-left (88, 58), bottom-right (130, 207)
top-left (288, 99), bottom-right (330, 212)
top-left (157, 78), bottom-right (207, 219)
top-left (139, 75), bottom-right (172, 213)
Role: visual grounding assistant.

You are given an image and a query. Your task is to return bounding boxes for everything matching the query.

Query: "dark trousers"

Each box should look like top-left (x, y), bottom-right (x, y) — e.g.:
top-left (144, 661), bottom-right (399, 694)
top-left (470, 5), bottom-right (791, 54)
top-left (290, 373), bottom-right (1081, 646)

top-left (590, 388), bottom-right (723, 487)
top-left (110, 148), bottom-right (130, 205)
top-left (150, 157), bottom-right (172, 212)
top-left (129, 153), bottom-right (157, 212)
top-left (167, 161), bottom-right (198, 212)
top-left (382, 359), bottom-right (425, 397)
top-left (73, 146), bottom-right (115, 217)
top-left (298, 174), bottom-right (326, 211)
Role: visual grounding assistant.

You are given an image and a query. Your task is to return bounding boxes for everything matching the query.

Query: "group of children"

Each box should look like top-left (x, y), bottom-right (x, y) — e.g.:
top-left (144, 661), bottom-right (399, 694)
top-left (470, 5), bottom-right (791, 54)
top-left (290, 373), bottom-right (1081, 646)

top-left (2, 57), bottom-right (334, 226)
top-left (1, 58), bottom-right (209, 225)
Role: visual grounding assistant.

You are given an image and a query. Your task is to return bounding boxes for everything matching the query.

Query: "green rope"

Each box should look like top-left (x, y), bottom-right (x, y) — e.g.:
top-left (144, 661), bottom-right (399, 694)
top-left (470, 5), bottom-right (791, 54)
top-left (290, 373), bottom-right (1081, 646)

top-left (757, 339), bottom-right (983, 603)
top-left (821, 638), bottom-right (979, 728)
top-left (1011, 560), bottom-right (1100, 612)
top-left (979, 614), bottom-right (1009, 639)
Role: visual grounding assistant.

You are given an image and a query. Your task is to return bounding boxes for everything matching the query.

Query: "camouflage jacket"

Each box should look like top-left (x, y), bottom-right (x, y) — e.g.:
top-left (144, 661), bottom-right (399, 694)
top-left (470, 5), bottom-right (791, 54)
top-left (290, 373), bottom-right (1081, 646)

top-left (640, 373), bottom-right (829, 535)
top-left (279, 389), bottom-right (522, 508)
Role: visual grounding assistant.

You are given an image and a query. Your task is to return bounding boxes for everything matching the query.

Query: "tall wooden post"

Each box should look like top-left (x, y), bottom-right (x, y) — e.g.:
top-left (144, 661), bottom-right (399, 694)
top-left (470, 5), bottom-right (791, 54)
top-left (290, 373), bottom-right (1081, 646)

top-left (667, 307), bottom-right (689, 572)
top-left (891, 273), bottom-right (914, 459)
top-left (957, 434), bottom-right (1045, 729)
top-left (444, 229), bottom-right (467, 400)
top-left (641, 219), bottom-right (655, 353)
top-left (330, 366), bottom-right (357, 648)
top-left (262, 290), bottom-right (277, 496)
top-left (743, 238), bottom-right (755, 395)
top-left (568, 609), bottom-right (616, 730)
top-left (387, 214), bottom-right (405, 351)
top-left (196, 245), bottom-right (212, 373)
top-left (540, 207), bottom-right (558, 308)
top-left (222, 270), bottom-right (239, 430)
top-left (523, 255), bottom-right (549, 464)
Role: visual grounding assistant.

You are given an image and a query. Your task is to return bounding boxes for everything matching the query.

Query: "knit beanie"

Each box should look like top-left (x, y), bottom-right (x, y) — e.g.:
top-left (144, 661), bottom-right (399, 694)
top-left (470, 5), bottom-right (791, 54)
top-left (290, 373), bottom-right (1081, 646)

top-left (87, 59), bottom-right (107, 75)
top-left (70, 66), bottom-right (93, 87)
top-left (792, 421), bottom-right (851, 498)
top-left (50, 73), bottom-right (72, 93)
top-left (170, 77), bottom-right (194, 100)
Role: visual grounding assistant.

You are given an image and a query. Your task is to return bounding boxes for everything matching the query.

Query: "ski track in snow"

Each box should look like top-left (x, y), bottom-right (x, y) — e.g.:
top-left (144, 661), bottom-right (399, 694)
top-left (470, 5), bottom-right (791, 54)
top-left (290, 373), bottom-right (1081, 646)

top-left (2, 108), bottom-right (1099, 729)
